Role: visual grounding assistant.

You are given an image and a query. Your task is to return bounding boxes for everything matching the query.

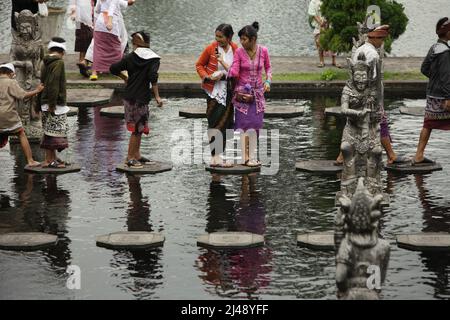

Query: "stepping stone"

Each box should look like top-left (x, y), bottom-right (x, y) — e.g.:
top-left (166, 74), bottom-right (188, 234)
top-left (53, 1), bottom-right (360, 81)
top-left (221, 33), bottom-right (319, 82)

top-left (67, 107), bottom-right (79, 117)
top-left (324, 106), bottom-right (343, 117)
top-left (265, 106), bottom-right (305, 118)
top-left (385, 162), bottom-right (442, 174)
top-left (0, 232), bottom-right (57, 251)
top-left (399, 106), bottom-right (424, 117)
top-left (205, 164), bottom-right (261, 175)
top-left (335, 191), bottom-right (390, 208)
top-left (116, 161), bottom-right (173, 174)
top-left (295, 160), bottom-right (342, 174)
top-left (24, 164), bottom-right (81, 175)
top-left (197, 232), bottom-right (264, 249)
top-left (397, 233), bottom-right (450, 251)
top-left (179, 107), bottom-right (205, 118)
top-left (67, 88), bottom-right (114, 107)
top-left (100, 105), bottom-right (124, 118)
top-left (96, 231), bottom-right (165, 250)
top-left (179, 106), bottom-right (305, 119)
top-left (297, 231), bottom-right (335, 251)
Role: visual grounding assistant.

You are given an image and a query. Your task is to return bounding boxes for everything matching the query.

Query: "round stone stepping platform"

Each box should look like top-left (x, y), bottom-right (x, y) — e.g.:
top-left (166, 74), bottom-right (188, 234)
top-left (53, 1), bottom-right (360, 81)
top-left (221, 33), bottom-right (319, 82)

top-left (385, 162), bottom-right (442, 174)
top-left (24, 163), bottom-right (81, 174)
top-left (67, 88), bottom-right (114, 107)
top-left (295, 160), bottom-right (342, 174)
top-left (100, 105), bottom-right (124, 118)
top-left (179, 106), bottom-right (305, 119)
top-left (96, 231), bottom-right (165, 250)
top-left (335, 191), bottom-right (390, 208)
top-left (205, 164), bottom-right (261, 175)
top-left (197, 232), bottom-right (264, 249)
top-left (265, 106), bottom-right (305, 118)
top-left (116, 161), bottom-right (173, 174)
top-left (324, 107), bottom-right (343, 117)
top-left (67, 107), bottom-right (79, 117)
top-left (0, 232), bottom-right (57, 251)
top-left (399, 106), bottom-right (424, 117)
top-left (297, 231), bottom-right (334, 251)
top-left (397, 233), bottom-right (450, 251)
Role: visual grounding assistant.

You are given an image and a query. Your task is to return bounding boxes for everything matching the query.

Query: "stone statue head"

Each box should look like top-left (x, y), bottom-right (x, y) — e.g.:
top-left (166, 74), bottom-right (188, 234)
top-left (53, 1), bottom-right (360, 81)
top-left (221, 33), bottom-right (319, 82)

top-left (339, 178), bottom-right (383, 234)
top-left (14, 10), bottom-right (39, 41)
top-left (347, 53), bottom-right (374, 92)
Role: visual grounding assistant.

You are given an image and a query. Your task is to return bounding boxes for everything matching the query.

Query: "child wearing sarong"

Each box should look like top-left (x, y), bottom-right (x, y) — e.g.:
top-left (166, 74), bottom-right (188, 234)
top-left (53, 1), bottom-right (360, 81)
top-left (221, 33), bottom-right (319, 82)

top-left (39, 38), bottom-right (71, 168)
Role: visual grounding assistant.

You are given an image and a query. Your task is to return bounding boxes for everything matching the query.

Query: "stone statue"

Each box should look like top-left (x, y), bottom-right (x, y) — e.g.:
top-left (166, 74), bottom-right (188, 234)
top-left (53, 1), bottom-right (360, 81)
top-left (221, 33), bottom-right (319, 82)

top-left (339, 53), bottom-right (383, 198)
top-left (10, 9), bottom-right (45, 141)
top-left (335, 178), bottom-right (390, 300)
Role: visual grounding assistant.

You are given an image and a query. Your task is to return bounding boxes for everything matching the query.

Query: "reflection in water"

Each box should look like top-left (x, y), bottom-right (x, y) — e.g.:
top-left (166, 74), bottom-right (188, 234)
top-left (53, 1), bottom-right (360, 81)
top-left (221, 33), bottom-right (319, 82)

top-left (110, 174), bottom-right (163, 300)
top-left (196, 174), bottom-right (272, 299)
top-left (413, 174), bottom-right (450, 299)
top-left (0, 145), bottom-right (73, 298)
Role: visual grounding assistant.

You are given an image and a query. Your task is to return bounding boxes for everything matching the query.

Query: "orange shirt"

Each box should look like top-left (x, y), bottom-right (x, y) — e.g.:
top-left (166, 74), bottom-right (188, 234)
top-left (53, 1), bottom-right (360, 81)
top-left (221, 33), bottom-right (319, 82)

top-left (195, 41), bottom-right (238, 93)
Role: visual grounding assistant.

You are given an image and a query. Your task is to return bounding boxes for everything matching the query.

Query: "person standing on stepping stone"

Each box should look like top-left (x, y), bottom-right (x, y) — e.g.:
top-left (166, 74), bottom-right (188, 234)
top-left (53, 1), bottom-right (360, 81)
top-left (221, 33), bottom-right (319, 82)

top-left (110, 30), bottom-right (163, 169)
top-left (0, 63), bottom-right (44, 167)
top-left (39, 37), bottom-right (71, 169)
top-left (228, 22), bottom-right (272, 167)
top-left (412, 17), bottom-right (450, 166)
top-left (196, 24), bottom-right (238, 167)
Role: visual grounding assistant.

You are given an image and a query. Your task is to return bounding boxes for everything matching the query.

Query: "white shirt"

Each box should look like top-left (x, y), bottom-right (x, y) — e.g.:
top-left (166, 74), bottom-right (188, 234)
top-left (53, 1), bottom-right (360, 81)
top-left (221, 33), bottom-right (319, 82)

top-left (353, 42), bottom-right (380, 79)
top-left (69, 0), bottom-right (93, 29)
top-left (208, 46), bottom-right (234, 106)
top-left (94, 0), bottom-right (121, 37)
top-left (308, 0), bottom-right (323, 35)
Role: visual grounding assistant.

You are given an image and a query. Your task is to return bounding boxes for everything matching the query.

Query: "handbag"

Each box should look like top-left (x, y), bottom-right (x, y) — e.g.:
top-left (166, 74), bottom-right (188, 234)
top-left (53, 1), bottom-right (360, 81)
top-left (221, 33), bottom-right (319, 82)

top-left (234, 47), bottom-right (261, 103)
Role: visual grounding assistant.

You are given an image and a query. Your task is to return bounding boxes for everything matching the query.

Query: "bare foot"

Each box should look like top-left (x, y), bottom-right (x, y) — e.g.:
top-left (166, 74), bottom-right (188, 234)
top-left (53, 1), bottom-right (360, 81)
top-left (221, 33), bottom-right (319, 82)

top-left (27, 160), bottom-right (41, 168)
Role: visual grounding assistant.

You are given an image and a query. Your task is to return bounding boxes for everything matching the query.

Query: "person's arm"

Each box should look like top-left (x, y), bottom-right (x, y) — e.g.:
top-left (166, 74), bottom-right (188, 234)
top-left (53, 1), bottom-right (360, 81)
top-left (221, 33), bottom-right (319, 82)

top-left (227, 49), bottom-right (241, 80)
top-left (110, 57), bottom-right (128, 82)
top-left (263, 47), bottom-right (272, 93)
top-left (8, 79), bottom-right (41, 100)
top-left (195, 44), bottom-right (212, 81)
top-left (45, 61), bottom-right (63, 112)
top-left (420, 48), bottom-right (433, 78)
top-left (440, 52), bottom-right (450, 106)
top-left (150, 60), bottom-right (163, 107)
top-left (24, 83), bottom-right (44, 99)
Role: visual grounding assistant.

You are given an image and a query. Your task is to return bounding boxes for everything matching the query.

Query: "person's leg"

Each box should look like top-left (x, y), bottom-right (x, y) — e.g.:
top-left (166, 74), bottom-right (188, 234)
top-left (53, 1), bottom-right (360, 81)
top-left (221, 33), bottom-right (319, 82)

top-left (240, 133), bottom-right (249, 164)
top-left (133, 134), bottom-right (142, 160)
top-left (381, 137), bottom-right (397, 164)
top-left (18, 130), bottom-right (39, 166)
top-left (414, 127), bottom-right (432, 162)
top-left (315, 34), bottom-right (324, 67)
top-left (127, 134), bottom-right (140, 161)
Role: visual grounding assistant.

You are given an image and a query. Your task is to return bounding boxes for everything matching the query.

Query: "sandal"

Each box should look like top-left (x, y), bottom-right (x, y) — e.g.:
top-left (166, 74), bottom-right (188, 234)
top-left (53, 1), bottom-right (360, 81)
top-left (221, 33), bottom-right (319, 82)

top-left (77, 63), bottom-right (90, 78)
top-left (43, 160), bottom-right (66, 169)
top-left (389, 155), bottom-right (409, 165)
top-left (126, 159), bottom-right (143, 169)
top-left (56, 158), bottom-right (71, 166)
top-left (317, 62), bottom-right (325, 68)
top-left (245, 159), bottom-right (261, 167)
top-left (138, 156), bottom-right (153, 164)
top-left (332, 63), bottom-right (343, 69)
top-left (411, 157), bottom-right (435, 166)
top-left (27, 161), bottom-right (41, 168)
top-left (89, 74), bottom-right (98, 81)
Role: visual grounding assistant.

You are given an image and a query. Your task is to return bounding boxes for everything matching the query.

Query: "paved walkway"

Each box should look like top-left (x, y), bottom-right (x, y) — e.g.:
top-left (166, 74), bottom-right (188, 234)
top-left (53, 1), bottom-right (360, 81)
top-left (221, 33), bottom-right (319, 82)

top-left (0, 54), bottom-right (424, 74)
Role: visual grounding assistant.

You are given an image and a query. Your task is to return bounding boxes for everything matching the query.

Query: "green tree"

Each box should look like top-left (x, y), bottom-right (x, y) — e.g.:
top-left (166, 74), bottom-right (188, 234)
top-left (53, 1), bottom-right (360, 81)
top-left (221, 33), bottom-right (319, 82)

top-left (319, 0), bottom-right (408, 54)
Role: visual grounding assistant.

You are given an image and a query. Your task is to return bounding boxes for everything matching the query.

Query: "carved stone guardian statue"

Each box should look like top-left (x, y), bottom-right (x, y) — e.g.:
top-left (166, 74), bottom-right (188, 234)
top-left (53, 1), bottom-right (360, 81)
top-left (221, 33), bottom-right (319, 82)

top-left (335, 178), bottom-right (390, 300)
top-left (10, 9), bottom-right (45, 142)
top-left (339, 53), bottom-right (383, 198)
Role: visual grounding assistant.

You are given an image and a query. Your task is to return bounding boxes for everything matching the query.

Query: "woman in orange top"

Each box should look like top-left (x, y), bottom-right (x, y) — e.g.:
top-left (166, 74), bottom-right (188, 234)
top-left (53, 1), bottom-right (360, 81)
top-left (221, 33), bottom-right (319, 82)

top-left (196, 24), bottom-right (238, 167)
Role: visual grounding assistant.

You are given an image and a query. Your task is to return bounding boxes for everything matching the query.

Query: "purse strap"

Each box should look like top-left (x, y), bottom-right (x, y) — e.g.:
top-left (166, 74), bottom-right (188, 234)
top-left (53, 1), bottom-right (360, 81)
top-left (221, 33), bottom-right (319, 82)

top-left (251, 46), bottom-right (261, 89)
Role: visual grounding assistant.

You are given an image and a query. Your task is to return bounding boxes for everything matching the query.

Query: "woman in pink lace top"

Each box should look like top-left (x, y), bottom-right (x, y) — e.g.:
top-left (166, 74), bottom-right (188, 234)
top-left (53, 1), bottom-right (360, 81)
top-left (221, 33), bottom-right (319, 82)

top-left (228, 22), bottom-right (272, 167)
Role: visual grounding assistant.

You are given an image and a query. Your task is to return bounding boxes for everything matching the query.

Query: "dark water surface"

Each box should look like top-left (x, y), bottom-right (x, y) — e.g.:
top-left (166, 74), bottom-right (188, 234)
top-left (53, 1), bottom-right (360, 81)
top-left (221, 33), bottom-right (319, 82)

top-left (1, 95), bottom-right (449, 300)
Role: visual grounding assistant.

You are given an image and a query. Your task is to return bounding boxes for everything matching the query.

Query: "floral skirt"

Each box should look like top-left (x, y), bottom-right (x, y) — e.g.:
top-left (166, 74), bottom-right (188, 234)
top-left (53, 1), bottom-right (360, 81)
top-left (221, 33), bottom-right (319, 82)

top-left (124, 99), bottom-right (149, 135)
top-left (234, 100), bottom-right (264, 135)
top-left (424, 96), bottom-right (450, 130)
